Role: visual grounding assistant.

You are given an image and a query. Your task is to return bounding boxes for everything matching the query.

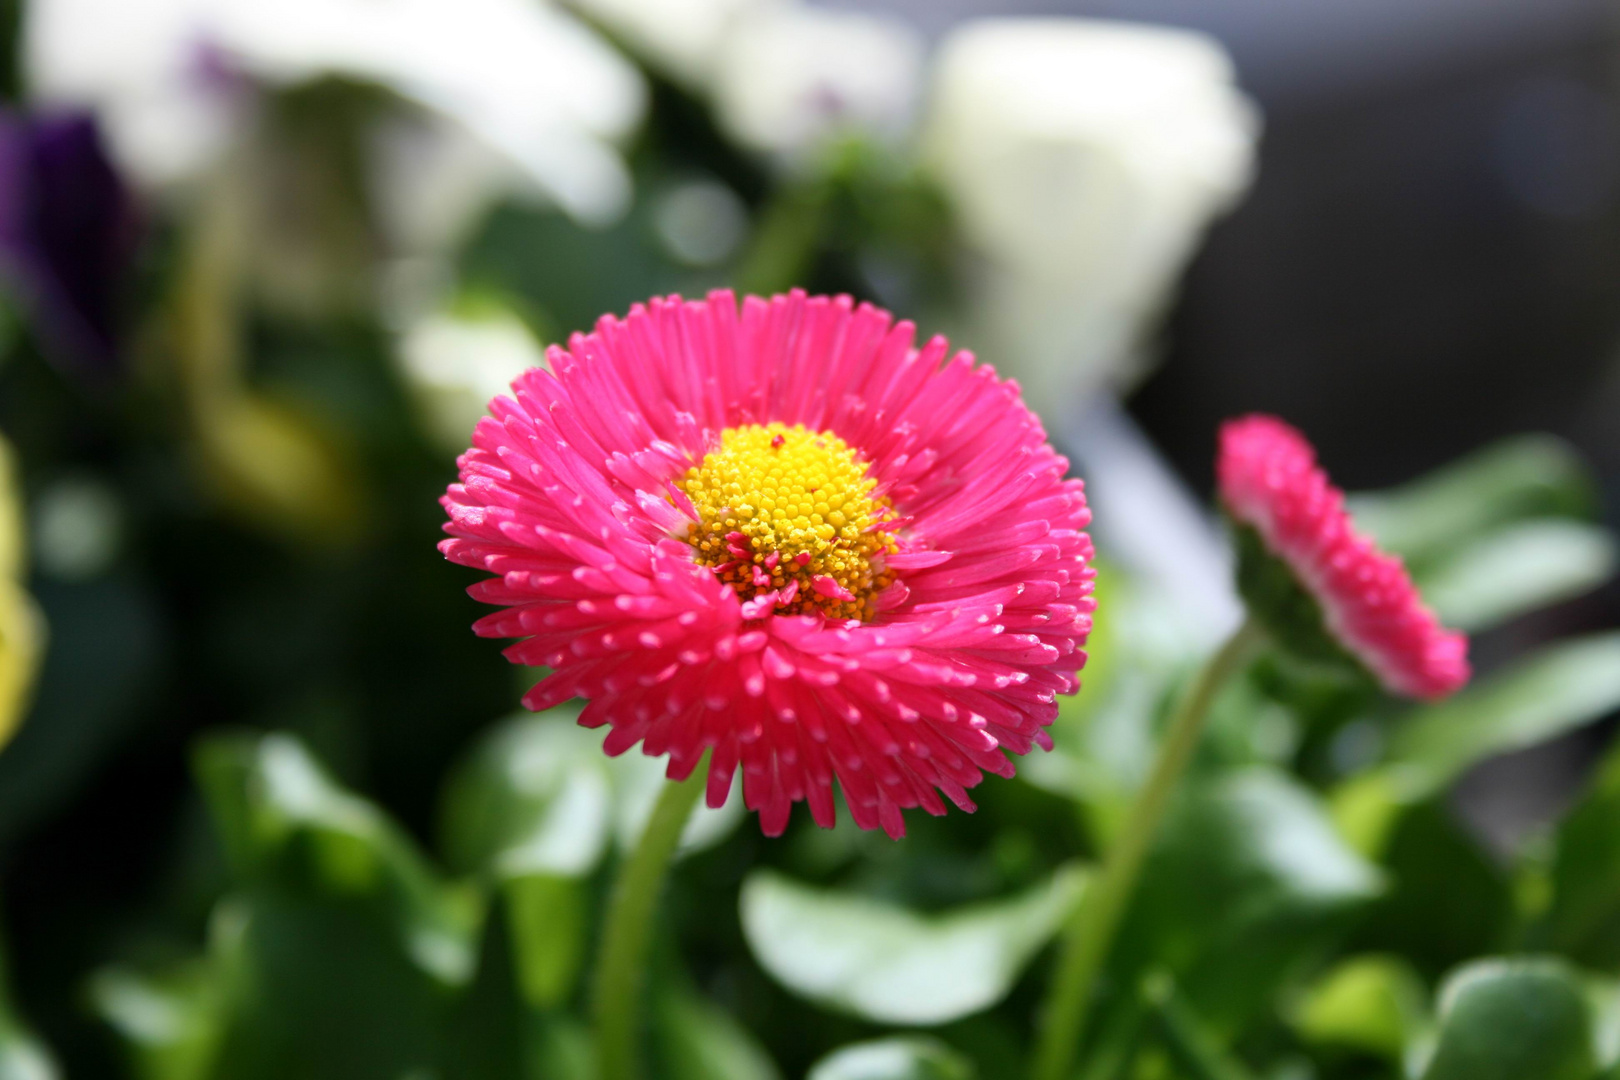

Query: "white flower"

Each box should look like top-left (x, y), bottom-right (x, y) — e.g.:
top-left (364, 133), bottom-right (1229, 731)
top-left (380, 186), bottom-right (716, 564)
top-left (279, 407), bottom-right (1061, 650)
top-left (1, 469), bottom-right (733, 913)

top-left (925, 18), bottom-right (1259, 407)
top-left (24, 0), bottom-right (647, 225)
top-left (24, 0), bottom-right (234, 188)
top-left (398, 303), bottom-right (547, 453)
top-left (711, 3), bottom-right (923, 159)
top-left (562, 0), bottom-right (924, 163)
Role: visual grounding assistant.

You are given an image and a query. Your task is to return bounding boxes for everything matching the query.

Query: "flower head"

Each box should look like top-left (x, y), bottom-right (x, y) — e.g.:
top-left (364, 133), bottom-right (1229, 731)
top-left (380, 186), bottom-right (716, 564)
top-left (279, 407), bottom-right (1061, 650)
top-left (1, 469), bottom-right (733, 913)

top-left (1217, 414), bottom-right (1469, 700)
top-left (442, 290), bottom-right (1094, 838)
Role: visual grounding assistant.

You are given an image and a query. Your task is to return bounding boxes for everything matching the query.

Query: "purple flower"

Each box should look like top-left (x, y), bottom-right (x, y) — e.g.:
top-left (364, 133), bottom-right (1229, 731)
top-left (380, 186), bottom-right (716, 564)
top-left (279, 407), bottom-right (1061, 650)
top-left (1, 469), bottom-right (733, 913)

top-left (0, 112), bottom-right (137, 378)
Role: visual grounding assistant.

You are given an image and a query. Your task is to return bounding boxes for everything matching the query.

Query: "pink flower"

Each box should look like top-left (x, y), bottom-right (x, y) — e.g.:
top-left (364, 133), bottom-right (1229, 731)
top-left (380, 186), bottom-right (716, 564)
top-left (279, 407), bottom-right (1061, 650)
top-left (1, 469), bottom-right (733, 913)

top-left (442, 290), bottom-right (1095, 838)
top-left (1217, 414), bottom-right (1469, 700)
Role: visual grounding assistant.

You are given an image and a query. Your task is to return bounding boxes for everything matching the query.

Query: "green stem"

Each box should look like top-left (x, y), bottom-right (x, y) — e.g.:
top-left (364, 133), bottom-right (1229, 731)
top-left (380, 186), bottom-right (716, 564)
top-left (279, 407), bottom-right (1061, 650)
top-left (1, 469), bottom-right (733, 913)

top-left (592, 757), bottom-right (709, 1080)
top-left (1144, 971), bottom-right (1259, 1080)
top-left (1030, 618), bottom-right (1263, 1080)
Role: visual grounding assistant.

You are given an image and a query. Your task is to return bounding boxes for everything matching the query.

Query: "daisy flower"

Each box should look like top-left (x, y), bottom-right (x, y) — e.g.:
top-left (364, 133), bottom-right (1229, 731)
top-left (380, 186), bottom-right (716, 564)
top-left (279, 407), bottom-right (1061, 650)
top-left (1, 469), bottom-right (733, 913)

top-left (1217, 414), bottom-right (1469, 700)
top-left (441, 290), bottom-right (1095, 837)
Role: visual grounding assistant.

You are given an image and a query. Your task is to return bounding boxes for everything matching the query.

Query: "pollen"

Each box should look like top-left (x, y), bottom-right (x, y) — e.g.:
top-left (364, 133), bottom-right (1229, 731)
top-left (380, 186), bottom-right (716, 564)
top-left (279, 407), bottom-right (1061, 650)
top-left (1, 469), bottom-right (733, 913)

top-left (681, 422), bottom-right (899, 620)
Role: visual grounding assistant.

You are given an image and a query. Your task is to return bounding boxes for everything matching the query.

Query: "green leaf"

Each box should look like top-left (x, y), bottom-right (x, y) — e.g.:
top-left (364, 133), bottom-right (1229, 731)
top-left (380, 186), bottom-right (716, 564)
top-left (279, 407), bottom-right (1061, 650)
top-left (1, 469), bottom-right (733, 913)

top-left (739, 864), bottom-right (1086, 1025)
top-left (91, 966), bottom-right (222, 1080)
top-left (1143, 972), bottom-right (1259, 1080)
top-left (440, 884), bottom-right (533, 1080)
top-left (1540, 736), bottom-right (1620, 968)
top-left (1122, 769), bottom-right (1384, 1034)
top-left (1416, 520), bottom-right (1617, 632)
top-left (103, 887), bottom-right (463, 1080)
top-left (1348, 799), bottom-right (1513, 982)
top-left (1328, 770), bottom-right (1414, 860)
top-left (438, 706), bottom-right (613, 878)
top-left (1583, 977), bottom-right (1620, 1074)
top-left (1334, 630), bottom-right (1620, 863)
top-left (438, 708), bottom-right (747, 1015)
top-left (1388, 633), bottom-right (1620, 793)
top-left (503, 874), bottom-right (587, 1010)
top-left (438, 706), bottom-right (741, 881)
top-left (806, 1037), bottom-right (975, 1080)
top-left (1417, 957), bottom-right (1597, 1080)
top-left (0, 932), bottom-right (58, 1080)
top-left (656, 989), bottom-right (782, 1080)
top-left (531, 1014), bottom-right (594, 1080)
top-left (0, 1028), bottom-right (57, 1080)
top-left (219, 895), bottom-right (454, 1080)
top-left (166, 735), bottom-right (551, 1079)
top-left (195, 732), bottom-right (477, 986)
top-left (1291, 954), bottom-right (1428, 1059)
top-left (1347, 435), bottom-right (1599, 567)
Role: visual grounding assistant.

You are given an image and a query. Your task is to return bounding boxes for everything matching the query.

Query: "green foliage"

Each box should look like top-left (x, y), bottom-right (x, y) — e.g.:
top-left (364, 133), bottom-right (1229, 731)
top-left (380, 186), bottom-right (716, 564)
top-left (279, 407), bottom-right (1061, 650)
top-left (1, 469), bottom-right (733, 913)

top-left (807, 1037), bottom-right (977, 1080)
top-left (656, 988), bottom-right (783, 1080)
top-left (1347, 434), bottom-right (1600, 568)
top-left (739, 865), bottom-right (1086, 1025)
top-left (1539, 737), bottom-right (1620, 969)
top-left (440, 705), bottom-right (744, 880)
top-left (1416, 958), bottom-right (1597, 1080)
top-left (1416, 520), bottom-right (1617, 632)
top-left (1349, 798), bottom-right (1513, 980)
top-left (92, 964), bottom-right (222, 1080)
top-left (25, 411), bottom-right (1620, 1080)
top-left (98, 734), bottom-right (481, 1080)
top-left (1141, 972), bottom-right (1260, 1080)
top-left (1292, 954), bottom-right (1428, 1059)
top-left (1330, 632), bottom-right (1620, 865)
top-left (195, 732), bottom-right (479, 987)
top-left (1388, 634), bottom-right (1620, 795)
top-left (1120, 769), bottom-right (1384, 1035)
top-left (0, 936), bottom-right (57, 1080)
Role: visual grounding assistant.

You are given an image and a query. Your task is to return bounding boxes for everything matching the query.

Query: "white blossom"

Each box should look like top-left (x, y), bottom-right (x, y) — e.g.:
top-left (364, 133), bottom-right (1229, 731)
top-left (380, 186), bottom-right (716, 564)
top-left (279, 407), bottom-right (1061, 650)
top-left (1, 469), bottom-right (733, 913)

top-left (711, 3), bottom-right (923, 160)
top-left (925, 18), bottom-right (1259, 407)
top-left (25, 0), bottom-right (647, 225)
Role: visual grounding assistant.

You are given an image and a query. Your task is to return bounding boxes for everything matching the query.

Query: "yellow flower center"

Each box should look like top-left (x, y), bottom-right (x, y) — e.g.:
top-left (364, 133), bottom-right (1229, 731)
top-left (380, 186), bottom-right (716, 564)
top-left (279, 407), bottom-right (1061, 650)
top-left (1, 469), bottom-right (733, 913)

top-left (681, 422), bottom-right (899, 620)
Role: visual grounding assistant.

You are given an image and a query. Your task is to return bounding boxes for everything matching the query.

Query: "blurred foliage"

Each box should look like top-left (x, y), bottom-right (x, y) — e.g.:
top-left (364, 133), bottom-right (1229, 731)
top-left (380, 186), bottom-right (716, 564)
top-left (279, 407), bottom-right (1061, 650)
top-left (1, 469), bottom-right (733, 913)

top-left (739, 864), bottom-right (1085, 1026)
top-left (808, 1037), bottom-right (976, 1080)
top-left (34, 422), bottom-right (1616, 1080)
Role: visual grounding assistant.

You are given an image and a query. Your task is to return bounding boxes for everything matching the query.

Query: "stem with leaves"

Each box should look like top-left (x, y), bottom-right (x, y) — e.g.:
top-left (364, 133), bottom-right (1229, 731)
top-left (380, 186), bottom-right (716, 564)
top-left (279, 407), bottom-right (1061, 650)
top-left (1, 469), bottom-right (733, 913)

top-left (1031, 617), bottom-right (1264, 1080)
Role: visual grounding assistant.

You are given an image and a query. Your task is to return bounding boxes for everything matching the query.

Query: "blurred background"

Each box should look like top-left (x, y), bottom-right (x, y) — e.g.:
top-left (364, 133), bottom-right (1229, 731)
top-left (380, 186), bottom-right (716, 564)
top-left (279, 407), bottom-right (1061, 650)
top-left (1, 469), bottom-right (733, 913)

top-left (885, 0), bottom-right (1620, 856)
top-left (0, 0), bottom-right (1615, 1076)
